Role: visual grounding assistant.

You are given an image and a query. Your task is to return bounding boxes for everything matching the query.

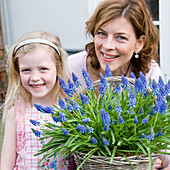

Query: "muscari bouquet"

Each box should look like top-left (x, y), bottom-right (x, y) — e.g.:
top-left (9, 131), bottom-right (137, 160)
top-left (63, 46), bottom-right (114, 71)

top-left (31, 64), bottom-right (170, 169)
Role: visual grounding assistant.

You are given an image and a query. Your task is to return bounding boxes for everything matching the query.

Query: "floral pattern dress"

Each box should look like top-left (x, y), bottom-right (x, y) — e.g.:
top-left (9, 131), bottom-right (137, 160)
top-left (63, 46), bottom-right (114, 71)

top-left (14, 100), bottom-right (70, 170)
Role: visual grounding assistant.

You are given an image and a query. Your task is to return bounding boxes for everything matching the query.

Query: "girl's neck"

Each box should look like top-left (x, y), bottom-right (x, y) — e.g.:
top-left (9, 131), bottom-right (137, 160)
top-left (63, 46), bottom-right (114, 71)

top-left (31, 98), bottom-right (54, 107)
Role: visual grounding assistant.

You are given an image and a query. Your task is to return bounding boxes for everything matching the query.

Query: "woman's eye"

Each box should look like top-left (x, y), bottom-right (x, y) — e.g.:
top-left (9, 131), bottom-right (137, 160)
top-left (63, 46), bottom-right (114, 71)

top-left (97, 31), bottom-right (106, 37)
top-left (117, 36), bottom-right (127, 41)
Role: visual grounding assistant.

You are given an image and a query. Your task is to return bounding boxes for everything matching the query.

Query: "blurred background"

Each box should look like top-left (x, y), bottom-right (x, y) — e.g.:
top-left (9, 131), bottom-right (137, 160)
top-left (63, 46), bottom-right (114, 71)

top-left (0, 0), bottom-right (170, 156)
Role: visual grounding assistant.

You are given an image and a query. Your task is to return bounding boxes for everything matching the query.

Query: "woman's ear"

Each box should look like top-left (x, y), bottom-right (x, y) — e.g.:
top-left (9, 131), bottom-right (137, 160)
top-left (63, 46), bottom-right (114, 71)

top-left (135, 35), bottom-right (146, 52)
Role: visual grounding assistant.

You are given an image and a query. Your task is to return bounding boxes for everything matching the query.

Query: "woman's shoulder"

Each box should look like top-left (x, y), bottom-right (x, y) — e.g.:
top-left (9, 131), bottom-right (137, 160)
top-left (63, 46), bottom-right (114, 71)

top-left (146, 60), bottom-right (163, 82)
top-left (67, 51), bottom-right (87, 73)
top-left (67, 51), bottom-right (87, 63)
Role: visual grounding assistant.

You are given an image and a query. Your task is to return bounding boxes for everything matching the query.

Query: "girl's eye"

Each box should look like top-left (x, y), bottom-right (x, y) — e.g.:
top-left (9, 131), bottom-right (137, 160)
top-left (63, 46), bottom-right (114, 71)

top-left (22, 69), bottom-right (30, 72)
top-left (41, 68), bottom-right (48, 71)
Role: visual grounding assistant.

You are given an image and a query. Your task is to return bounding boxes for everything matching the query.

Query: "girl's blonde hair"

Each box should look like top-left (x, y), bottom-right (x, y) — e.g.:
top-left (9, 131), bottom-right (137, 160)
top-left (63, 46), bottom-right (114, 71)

top-left (2, 31), bottom-right (68, 123)
top-left (85, 0), bottom-right (159, 78)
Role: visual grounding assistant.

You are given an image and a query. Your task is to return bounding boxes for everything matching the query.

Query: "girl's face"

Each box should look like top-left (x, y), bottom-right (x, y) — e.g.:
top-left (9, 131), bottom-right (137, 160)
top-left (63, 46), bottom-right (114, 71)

top-left (18, 46), bottom-right (57, 105)
top-left (94, 16), bottom-right (145, 76)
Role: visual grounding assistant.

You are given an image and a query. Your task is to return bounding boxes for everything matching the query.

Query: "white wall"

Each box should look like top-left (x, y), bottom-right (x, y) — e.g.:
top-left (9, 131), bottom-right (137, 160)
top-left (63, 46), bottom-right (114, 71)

top-left (1, 0), bottom-right (170, 82)
top-left (1, 0), bottom-right (90, 51)
top-left (159, 0), bottom-right (170, 82)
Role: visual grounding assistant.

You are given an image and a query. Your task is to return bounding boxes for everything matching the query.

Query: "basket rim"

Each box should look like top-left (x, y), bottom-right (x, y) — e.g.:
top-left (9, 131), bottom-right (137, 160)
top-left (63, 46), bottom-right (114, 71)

top-left (74, 152), bottom-right (159, 166)
top-left (81, 76), bottom-right (152, 95)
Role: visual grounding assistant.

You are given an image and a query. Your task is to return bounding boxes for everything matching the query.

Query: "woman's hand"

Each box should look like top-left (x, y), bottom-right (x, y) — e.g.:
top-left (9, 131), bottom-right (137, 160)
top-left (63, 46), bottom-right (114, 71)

top-left (154, 158), bottom-right (170, 170)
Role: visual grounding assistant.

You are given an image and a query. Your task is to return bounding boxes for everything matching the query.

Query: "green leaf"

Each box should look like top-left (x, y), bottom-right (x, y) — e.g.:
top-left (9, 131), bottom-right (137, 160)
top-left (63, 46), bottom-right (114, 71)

top-left (110, 146), bottom-right (117, 164)
top-left (110, 130), bottom-right (115, 144)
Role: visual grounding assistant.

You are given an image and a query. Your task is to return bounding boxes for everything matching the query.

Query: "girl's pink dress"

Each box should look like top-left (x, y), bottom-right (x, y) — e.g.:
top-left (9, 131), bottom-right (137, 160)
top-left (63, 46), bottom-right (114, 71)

top-left (14, 100), bottom-right (70, 170)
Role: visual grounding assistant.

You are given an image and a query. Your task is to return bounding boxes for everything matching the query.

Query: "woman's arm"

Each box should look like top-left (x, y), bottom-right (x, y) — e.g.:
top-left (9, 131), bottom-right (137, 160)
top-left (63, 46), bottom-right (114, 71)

top-left (1, 106), bottom-right (17, 170)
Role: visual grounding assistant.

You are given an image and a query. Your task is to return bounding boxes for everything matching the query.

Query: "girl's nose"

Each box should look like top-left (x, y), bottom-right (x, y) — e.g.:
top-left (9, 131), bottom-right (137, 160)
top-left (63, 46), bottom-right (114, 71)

top-left (30, 73), bottom-right (41, 82)
top-left (103, 36), bottom-right (115, 50)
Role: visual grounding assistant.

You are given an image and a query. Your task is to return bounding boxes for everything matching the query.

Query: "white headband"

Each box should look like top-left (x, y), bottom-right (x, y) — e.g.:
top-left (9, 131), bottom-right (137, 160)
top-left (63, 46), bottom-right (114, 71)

top-left (14, 38), bottom-right (61, 57)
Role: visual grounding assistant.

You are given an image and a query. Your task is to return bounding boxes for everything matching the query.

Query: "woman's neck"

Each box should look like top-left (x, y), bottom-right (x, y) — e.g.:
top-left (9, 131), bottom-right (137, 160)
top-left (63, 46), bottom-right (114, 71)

top-left (87, 57), bottom-right (130, 79)
top-left (86, 58), bottom-right (101, 82)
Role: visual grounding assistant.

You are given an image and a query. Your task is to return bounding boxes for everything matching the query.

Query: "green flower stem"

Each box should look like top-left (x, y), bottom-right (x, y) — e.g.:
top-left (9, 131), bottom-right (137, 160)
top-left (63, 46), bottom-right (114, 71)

top-left (162, 149), bottom-right (167, 168)
top-left (134, 124), bottom-right (136, 135)
top-left (104, 95), bottom-right (108, 111)
top-left (64, 122), bottom-right (78, 133)
top-left (153, 112), bottom-right (158, 128)
top-left (87, 103), bottom-right (96, 120)
top-left (115, 123), bottom-right (124, 137)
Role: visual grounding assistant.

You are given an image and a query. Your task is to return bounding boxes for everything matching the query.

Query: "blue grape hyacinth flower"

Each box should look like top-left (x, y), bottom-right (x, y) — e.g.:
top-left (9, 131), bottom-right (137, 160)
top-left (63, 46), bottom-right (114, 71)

top-left (101, 109), bottom-right (111, 128)
top-left (82, 118), bottom-right (90, 124)
top-left (129, 89), bottom-right (136, 108)
top-left (80, 93), bottom-right (90, 105)
top-left (115, 106), bottom-right (123, 114)
top-left (62, 128), bottom-right (69, 136)
top-left (51, 115), bottom-right (60, 123)
top-left (102, 138), bottom-right (109, 146)
top-left (72, 72), bottom-right (82, 88)
top-left (134, 115), bottom-right (138, 124)
top-left (59, 112), bottom-right (67, 122)
top-left (31, 129), bottom-right (42, 138)
top-left (82, 69), bottom-right (93, 91)
top-left (122, 75), bottom-right (130, 90)
top-left (34, 104), bottom-right (54, 114)
top-left (76, 124), bottom-right (86, 133)
top-left (30, 120), bottom-right (40, 126)
top-left (100, 73), bottom-right (109, 89)
top-left (59, 96), bottom-right (67, 110)
top-left (147, 127), bottom-right (155, 141)
top-left (157, 129), bottom-right (163, 137)
top-left (118, 115), bottom-right (124, 124)
top-left (105, 64), bottom-right (112, 78)
top-left (92, 137), bottom-right (98, 144)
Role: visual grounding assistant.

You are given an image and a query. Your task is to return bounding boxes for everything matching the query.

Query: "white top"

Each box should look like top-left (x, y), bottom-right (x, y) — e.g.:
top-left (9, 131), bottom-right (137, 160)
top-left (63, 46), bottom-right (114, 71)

top-left (67, 51), bottom-right (163, 92)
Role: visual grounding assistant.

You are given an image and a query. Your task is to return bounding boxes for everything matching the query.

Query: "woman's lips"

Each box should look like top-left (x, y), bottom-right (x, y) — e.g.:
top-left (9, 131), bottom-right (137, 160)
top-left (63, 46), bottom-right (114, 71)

top-left (103, 53), bottom-right (119, 59)
top-left (102, 53), bottom-right (119, 62)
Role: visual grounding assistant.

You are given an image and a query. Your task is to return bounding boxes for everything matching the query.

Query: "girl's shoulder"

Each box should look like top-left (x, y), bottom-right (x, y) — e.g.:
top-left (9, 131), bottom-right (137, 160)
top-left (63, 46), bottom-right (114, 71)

top-left (6, 106), bottom-right (16, 122)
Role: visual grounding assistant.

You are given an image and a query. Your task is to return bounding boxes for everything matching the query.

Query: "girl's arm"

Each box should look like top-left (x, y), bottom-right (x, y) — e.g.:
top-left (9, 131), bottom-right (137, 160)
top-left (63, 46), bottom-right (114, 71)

top-left (1, 106), bottom-right (17, 170)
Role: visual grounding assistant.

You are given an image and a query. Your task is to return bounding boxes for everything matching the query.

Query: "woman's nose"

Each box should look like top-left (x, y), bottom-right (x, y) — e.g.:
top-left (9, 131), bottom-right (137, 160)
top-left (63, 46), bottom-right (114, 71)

top-left (103, 37), bottom-right (115, 50)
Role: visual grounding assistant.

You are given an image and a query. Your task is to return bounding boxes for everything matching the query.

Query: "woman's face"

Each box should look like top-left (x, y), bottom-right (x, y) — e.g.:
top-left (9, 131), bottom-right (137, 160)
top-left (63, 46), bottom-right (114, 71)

top-left (94, 16), bottom-right (145, 76)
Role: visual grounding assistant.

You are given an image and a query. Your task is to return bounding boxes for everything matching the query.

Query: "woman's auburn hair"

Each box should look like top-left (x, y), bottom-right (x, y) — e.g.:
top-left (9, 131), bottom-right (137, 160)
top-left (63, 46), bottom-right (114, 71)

top-left (2, 31), bottom-right (68, 123)
top-left (85, 0), bottom-right (159, 78)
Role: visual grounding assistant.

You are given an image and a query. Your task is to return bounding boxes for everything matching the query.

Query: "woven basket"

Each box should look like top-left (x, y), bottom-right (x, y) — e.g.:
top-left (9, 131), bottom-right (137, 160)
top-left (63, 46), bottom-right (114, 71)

top-left (76, 76), bottom-right (155, 170)
top-left (74, 152), bottom-right (158, 170)
top-left (81, 76), bottom-right (152, 95)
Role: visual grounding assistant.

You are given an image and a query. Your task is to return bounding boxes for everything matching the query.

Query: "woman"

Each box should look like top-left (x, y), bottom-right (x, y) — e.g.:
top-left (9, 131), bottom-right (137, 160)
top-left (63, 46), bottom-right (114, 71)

top-left (67, 0), bottom-right (169, 169)
top-left (68, 0), bottom-right (162, 91)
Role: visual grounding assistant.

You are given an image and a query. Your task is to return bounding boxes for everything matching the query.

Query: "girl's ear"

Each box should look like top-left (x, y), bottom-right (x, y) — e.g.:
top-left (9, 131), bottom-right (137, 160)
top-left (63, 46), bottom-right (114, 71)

top-left (135, 35), bottom-right (146, 52)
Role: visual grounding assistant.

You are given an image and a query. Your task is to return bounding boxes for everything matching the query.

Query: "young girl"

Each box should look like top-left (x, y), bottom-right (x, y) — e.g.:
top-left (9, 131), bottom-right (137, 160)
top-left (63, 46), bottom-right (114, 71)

top-left (0, 31), bottom-right (76, 169)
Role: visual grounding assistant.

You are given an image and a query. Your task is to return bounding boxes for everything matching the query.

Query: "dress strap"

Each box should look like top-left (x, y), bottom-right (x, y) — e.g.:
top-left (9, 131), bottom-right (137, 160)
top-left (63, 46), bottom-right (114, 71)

top-left (15, 100), bottom-right (26, 131)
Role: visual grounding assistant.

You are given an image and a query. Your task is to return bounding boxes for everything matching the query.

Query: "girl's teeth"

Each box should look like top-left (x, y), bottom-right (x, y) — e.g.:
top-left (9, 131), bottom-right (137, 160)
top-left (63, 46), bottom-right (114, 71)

top-left (103, 54), bottom-right (116, 59)
top-left (31, 84), bottom-right (43, 87)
